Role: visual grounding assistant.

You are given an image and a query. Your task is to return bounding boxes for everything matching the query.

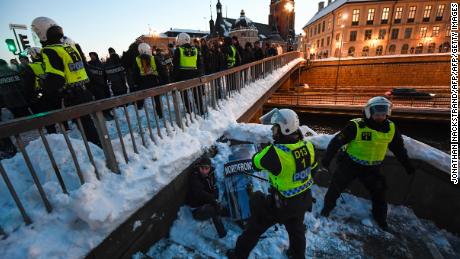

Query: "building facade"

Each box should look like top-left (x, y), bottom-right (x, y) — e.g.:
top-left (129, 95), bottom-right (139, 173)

top-left (208, 0), bottom-right (286, 48)
top-left (230, 10), bottom-right (260, 47)
top-left (302, 0), bottom-right (451, 59)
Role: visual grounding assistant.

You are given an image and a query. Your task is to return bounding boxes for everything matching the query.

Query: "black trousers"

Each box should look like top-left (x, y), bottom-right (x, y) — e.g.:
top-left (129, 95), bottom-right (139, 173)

top-left (192, 204), bottom-right (227, 237)
top-left (181, 86), bottom-right (204, 116)
top-left (322, 155), bottom-right (387, 224)
top-left (63, 88), bottom-right (101, 147)
top-left (134, 79), bottom-right (163, 118)
top-left (233, 191), bottom-right (312, 259)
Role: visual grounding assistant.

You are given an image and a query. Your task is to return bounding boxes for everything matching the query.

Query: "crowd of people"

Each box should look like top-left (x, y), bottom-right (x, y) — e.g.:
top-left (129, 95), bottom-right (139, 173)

top-left (0, 16), bottom-right (287, 157)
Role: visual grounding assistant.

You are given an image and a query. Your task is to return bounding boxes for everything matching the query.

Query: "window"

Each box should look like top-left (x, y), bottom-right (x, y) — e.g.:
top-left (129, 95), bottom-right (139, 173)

top-left (376, 45), bottom-right (383, 56)
top-left (436, 4), bottom-right (445, 21)
top-left (404, 28), bottom-right (413, 39)
top-left (348, 47), bottom-right (355, 57)
top-left (350, 31), bottom-right (357, 41)
top-left (310, 28), bottom-right (313, 37)
top-left (324, 51), bottom-right (329, 58)
top-left (336, 33), bottom-right (340, 41)
top-left (378, 29), bottom-right (386, 40)
top-left (328, 19), bottom-right (332, 30)
top-left (432, 26), bottom-right (440, 37)
top-left (401, 44), bottom-right (409, 54)
top-left (322, 21), bottom-right (326, 33)
top-left (362, 46), bottom-right (370, 56)
top-left (327, 36), bottom-right (330, 46)
top-left (415, 43), bottom-right (423, 54)
top-left (367, 8), bottom-right (375, 24)
top-left (440, 42), bottom-right (450, 53)
top-left (321, 38), bottom-right (324, 47)
top-left (428, 43), bottom-right (436, 53)
top-left (394, 7), bottom-right (403, 23)
top-left (352, 9), bottom-right (360, 26)
top-left (365, 30), bottom-right (372, 40)
top-left (391, 28), bottom-right (399, 40)
top-left (423, 5), bottom-right (432, 22)
top-left (314, 26), bottom-right (317, 35)
top-left (317, 23), bottom-right (321, 34)
top-left (408, 6), bottom-right (416, 22)
top-left (317, 40), bottom-right (320, 48)
top-left (410, 47), bottom-right (415, 54)
top-left (381, 7), bottom-right (390, 24)
top-left (419, 27), bottom-right (427, 38)
top-left (389, 44), bottom-right (396, 54)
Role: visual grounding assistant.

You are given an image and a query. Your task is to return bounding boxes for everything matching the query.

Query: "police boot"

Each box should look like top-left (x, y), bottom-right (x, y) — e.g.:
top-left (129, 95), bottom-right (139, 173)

top-left (226, 249), bottom-right (238, 259)
top-left (374, 218), bottom-right (389, 231)
top-left (212, 216), bottom-right (227, 238)
top-left (320, 207), bottom-right (331, 218)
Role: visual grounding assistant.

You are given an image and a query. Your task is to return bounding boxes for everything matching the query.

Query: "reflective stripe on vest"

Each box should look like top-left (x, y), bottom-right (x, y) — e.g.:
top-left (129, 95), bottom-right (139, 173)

top-left (346, 118), bottom-right (395, 166)
top-left (28, 62), bottom-right (45, 90)
top-left (253, 140), bottom-right (317, 198)
top-left (42, 44), bottom-right (89, 86)
top-left (135, 56), bottom-right (158, 76)
top-left (178, 47), bottom-right (198, 70)
top-left (227, 46), bottom-right (236, 67)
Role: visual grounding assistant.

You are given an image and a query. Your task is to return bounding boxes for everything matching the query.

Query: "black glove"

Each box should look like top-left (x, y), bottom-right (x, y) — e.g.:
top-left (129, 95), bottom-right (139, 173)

top-left (404, 163), bottom-right (416, 175)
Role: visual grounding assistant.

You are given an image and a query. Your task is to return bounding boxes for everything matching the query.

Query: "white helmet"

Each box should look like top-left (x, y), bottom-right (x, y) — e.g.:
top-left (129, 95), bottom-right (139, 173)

top-left (27, 47), bottom-right (42, 59)
top-left (138, 43), bottom-right (152, 55)
top-left (31, 17), bottom-right (59, 42)
top-left (61, 36), bottom-right (76, 47)
top-left (176, 32), bottom-right (191, 46)
top-left (364, 96), bottom-right (392, 119)
top-left (260, 108), bottom-right (300, 135)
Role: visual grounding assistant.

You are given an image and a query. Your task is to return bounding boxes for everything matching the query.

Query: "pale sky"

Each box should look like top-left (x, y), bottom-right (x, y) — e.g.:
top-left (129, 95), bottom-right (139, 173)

top-left (0, 0), bottom-right (320, 61)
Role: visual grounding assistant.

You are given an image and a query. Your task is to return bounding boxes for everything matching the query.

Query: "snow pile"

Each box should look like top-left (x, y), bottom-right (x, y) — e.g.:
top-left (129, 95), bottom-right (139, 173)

top-left (223, 123), bottom-right (450, 174)
top-left (145, 194), bottom-right (459, 258)
top-left (0, 58), bottom-right (302, 258)
top-left (141, 138), bottom-right (458, 258)
top-left (307, 134), bottom-right (451, 173)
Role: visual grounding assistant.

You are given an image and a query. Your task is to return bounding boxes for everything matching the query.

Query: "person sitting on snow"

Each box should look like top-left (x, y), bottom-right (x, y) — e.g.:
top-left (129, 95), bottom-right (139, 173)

top-left (187, 157), bottom-right (228, 238)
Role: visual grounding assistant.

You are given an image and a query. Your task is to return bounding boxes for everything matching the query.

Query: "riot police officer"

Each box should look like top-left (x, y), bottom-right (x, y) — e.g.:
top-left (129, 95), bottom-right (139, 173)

top-left (132, 43), bottom-right (163, 119)
top-left (320, 96), bottom-right (415, 230)
top-left (228, 108), bottom-right (318, 259)
top-left (31, 17), bottom-right (100, 146)
top-left (173, 32), bottom-right (203, 115)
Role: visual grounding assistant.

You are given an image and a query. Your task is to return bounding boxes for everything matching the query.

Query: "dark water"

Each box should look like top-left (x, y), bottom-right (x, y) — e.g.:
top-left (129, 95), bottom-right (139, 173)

top-left (298, 113), bottom-right (450, 153)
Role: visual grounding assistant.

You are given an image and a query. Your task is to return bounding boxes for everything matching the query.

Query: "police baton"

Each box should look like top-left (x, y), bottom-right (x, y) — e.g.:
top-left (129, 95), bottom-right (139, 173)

top-left (241, 171), bottom-right (270, 182)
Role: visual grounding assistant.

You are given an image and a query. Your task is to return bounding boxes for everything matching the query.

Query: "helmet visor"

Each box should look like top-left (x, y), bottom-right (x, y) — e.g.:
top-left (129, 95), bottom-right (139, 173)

top-left (32, 31), bottom-right (42, 46)
top-left (370, 104), bottom-right (389, 115)
top-left (259, 108), bottom-right (288, 126)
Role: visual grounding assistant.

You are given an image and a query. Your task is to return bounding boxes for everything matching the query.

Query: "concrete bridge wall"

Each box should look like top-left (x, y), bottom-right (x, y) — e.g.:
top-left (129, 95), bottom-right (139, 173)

top-left (295, 55), bottom-right (450, 91)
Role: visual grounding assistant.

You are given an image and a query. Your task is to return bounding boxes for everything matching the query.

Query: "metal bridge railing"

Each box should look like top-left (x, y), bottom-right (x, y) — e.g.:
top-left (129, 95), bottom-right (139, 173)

top-left (268, 93), bottom-right (450, 109)
top-left (0, 52), bottom-right (301, 227)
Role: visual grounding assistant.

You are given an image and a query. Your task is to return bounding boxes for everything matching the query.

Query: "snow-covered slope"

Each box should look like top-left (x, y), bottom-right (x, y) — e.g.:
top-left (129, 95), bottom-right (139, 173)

top-left (0, 59), bottom-right (302, 259)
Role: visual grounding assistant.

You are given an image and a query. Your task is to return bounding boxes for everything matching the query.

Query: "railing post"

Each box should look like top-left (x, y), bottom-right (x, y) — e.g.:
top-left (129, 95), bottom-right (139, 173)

top-left (210, 80), bottom-right (217, 110)
top-left (92, 111), bottom-right (120, 174)
top-left (172, 89), bottom-right (184, 130)
top-left (0, 162), bottom-right (32, 225)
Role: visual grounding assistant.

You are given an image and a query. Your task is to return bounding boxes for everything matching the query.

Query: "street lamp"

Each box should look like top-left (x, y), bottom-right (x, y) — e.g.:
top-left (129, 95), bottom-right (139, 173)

top-left (285, 2), bottom-right (294, 50)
